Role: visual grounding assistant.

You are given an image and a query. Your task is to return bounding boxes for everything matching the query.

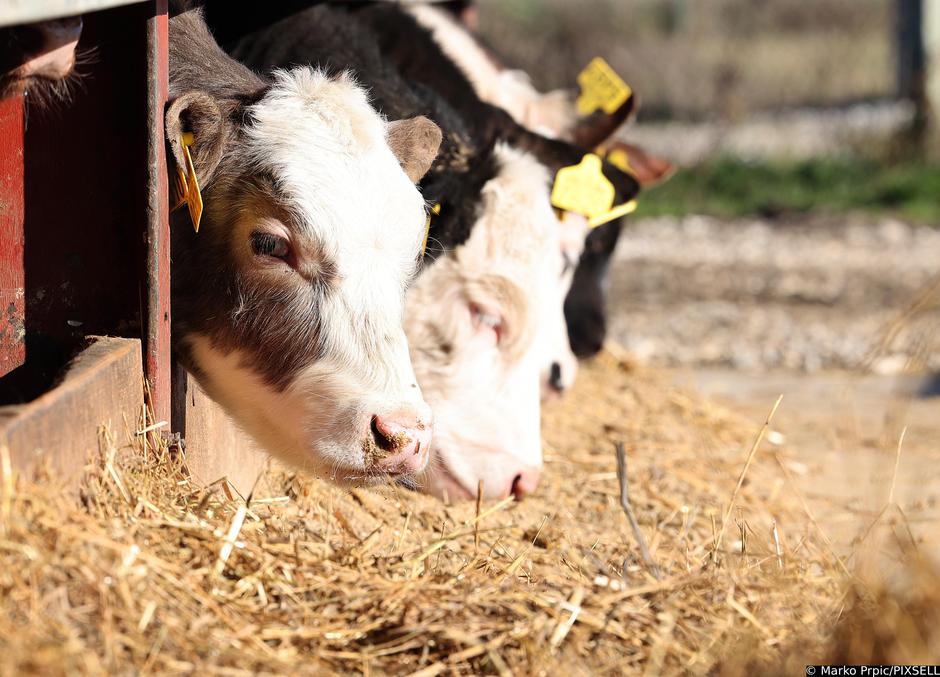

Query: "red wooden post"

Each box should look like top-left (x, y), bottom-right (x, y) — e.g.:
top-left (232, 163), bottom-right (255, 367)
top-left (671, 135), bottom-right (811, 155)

top-left (0, 94), bottom-right (25, 378)
top-left (145, 0), bottom-right (171, 425)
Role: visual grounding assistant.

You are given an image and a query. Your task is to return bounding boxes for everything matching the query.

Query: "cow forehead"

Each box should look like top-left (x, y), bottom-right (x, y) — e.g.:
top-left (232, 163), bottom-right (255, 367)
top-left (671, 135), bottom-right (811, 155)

top-left (460, 146), bottom-right (559, 273)
top-left (245, 67), bottom-right (426, 272)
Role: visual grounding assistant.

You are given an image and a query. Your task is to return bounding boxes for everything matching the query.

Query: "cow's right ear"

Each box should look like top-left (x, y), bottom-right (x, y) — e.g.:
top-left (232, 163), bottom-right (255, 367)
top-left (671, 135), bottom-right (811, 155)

top-left (601, 140), bottom-right (675, 188)
top-left (165, 90), bottom-right (230, 190)
top-left (387, 116), bottom-right (443, 183)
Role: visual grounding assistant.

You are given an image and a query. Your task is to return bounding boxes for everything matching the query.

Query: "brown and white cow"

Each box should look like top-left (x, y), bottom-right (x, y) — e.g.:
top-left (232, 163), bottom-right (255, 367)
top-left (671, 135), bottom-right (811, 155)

top-left (0, 16), bottom-right (83, 102)
top-left (168, 8), bottom-right (442, 484)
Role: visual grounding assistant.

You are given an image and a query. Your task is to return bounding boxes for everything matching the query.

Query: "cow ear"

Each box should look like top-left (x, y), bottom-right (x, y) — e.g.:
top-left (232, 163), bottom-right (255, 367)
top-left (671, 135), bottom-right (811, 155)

top-left (570, 91), bottom-right (638, 149)
top-left (165, 90), bottom-right (230, 190)
top-left (386, 116), bottom-right (443, 182)
top-left (602, 141), bottom-right (675, 187)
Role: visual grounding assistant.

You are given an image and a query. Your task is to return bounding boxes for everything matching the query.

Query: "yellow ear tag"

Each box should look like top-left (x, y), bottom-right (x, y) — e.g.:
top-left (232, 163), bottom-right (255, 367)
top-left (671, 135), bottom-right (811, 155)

top-left (551, 153), bottom-right (615, 220)
top-left (576, 57), bottom-right (633, 117)
top-left (587, 199), bottom-right (637, 229)
top-left (179, 132), bottom-right (203, 233)
top-left (605, 147), bottom-right (635, 176)
top-left (421, 203), bottom-right (441, 258)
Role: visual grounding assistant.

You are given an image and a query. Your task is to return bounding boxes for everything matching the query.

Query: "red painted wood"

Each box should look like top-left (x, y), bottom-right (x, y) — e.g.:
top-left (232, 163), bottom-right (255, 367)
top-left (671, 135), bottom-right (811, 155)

top-left (13, 5), bottom-right (153, 404)
top-left (145, 0), bottom-right (171, 425)
top-left (0, 94), bottom-right (25, 378)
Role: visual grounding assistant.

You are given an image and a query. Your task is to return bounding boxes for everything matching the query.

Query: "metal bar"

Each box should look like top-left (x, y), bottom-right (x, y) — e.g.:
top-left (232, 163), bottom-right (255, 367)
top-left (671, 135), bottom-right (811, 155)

top-left (144, 0), bottom-right (170, 425)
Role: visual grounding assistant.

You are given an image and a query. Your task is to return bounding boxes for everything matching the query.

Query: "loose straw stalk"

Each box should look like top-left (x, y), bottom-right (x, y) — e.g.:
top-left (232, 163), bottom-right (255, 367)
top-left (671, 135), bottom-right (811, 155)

top-left (712, 394), bottom-right (783, 562)
top-left (615, 442), bottom-right (660, 579)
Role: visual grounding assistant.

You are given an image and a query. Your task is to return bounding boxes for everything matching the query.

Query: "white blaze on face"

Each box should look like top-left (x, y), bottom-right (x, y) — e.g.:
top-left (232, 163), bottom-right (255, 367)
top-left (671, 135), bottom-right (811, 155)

top-left (188, 68), bottom-right (432, 482)
top-left (406, 145), bottom-right (565, 500)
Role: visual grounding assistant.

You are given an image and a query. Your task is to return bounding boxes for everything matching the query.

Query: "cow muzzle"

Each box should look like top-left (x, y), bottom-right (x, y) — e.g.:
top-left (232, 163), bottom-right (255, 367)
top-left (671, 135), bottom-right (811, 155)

top-left (363, 409), bottom-right (433, 475)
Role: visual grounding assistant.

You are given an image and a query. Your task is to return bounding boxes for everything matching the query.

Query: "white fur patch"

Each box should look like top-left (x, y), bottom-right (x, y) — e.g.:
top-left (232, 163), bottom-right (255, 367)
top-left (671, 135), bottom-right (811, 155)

top-left (406, 145), bottom-right (573, 499)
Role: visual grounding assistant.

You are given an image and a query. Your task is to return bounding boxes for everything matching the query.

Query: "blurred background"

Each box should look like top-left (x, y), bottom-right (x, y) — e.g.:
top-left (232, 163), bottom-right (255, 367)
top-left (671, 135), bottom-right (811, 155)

top-left (477, 0), bottom-right (940, 374)
top-left (476, 0), bottom-right (940, 549)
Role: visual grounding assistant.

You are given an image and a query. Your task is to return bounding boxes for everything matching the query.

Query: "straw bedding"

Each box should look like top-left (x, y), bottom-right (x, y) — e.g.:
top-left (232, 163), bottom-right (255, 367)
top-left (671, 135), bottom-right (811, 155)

top-left (0, 352), bottom-right (909, 675)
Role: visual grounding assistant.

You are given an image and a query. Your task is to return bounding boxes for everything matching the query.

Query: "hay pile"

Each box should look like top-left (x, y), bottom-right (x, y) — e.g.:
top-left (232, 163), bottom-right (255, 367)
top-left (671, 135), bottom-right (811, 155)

top-left (0, 354), bottom-right (857, 674)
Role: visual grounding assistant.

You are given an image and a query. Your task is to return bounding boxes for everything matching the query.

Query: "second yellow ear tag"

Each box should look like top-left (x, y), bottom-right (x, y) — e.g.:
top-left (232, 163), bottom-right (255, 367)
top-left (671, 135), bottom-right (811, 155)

top-left (179, 132), bottom-right (203, 233)
top-left (551, 154), bottom-right (615, 219)
top-left (605, 147), bottom-right (635, 176)
top-left (576, 57), bottom-right (633, 117)
top-left (421, 203), bottom-right (441, 258)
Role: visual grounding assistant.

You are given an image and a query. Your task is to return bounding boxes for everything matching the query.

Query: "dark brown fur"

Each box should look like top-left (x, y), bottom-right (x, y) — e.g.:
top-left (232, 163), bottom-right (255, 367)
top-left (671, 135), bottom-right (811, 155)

top-left (168, 9), bottom-right (333, 391)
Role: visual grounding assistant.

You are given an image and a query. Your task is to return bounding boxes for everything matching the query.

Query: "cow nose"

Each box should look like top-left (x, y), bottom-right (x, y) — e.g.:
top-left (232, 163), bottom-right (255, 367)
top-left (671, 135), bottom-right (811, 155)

top-left (549, 362), bottom-right (564, 392)
top-left (508, 466), bottom-right (541, 500)
top-left (368, 413), bottom-right (432, 475)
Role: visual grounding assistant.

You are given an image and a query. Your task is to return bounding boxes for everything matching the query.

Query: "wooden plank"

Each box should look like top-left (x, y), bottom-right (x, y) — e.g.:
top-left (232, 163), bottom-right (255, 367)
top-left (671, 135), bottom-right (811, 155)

top-left (175, 370), bottom-right (270, 498)
top-left (0, 336), bottom-right (143, 481)
top-left (0, 0), bottom-right (146, 27)
top-left (145, 0), bottom-right (171, 424)
top-left (0, 94), bottom-right (25, 378)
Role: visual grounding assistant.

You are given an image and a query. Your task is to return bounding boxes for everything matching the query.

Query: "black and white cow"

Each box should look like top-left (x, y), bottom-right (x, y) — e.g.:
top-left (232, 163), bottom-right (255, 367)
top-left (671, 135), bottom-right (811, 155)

top-left (384, 2), bottom-right (674, 358)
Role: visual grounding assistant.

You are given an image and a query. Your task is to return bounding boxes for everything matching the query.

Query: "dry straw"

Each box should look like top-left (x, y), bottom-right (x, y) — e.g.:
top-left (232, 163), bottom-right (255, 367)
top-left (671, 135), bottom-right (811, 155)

top-left (0, 352), bottom-right (930, 674)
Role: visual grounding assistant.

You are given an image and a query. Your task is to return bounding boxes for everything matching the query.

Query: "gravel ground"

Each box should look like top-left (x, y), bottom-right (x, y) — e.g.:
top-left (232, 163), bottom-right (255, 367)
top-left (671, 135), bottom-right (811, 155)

top-left (607, 214), bottom-right (940, 373)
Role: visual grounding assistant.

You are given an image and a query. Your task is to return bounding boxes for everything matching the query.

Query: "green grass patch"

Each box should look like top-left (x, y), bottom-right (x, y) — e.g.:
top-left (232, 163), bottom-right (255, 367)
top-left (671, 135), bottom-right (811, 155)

top-left (633, 156), bottom-right (940, 223)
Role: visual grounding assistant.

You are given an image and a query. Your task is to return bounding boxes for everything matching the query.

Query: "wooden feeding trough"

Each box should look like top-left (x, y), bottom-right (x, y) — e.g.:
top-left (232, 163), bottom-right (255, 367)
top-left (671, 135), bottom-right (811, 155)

top-left (0, 0), bottom-right (266, 495)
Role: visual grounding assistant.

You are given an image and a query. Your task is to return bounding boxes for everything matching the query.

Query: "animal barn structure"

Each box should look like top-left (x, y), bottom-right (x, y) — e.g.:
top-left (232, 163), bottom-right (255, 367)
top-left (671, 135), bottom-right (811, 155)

top-left (0, 0), bottom-right (265, 493)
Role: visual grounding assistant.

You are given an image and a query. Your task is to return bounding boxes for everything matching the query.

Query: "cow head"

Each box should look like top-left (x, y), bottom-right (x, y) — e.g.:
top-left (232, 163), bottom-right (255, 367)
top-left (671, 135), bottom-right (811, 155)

top-left (168, 21), bottom-right (442, 484)
top-left (406, 145), bottom-right (564, 501)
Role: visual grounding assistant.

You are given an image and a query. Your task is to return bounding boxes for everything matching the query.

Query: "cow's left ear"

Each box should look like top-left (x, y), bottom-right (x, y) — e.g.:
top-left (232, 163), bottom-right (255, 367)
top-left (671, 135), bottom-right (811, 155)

top-left (386, 116), bottom-right (443, 182)
top-left (165, 89), bottom-right (231, 190)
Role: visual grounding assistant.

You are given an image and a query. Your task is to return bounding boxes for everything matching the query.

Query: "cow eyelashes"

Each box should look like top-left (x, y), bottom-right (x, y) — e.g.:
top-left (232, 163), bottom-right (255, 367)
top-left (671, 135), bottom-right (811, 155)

top-left (470, 303), bottom-right (503, 344)
top-left (250, 231), bottom-right (290, 260)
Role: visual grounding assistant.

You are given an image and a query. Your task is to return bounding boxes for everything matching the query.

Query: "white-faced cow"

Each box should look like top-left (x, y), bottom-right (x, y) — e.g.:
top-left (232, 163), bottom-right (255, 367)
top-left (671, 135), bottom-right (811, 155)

top-left (168, 8), bottom-right (442, 484)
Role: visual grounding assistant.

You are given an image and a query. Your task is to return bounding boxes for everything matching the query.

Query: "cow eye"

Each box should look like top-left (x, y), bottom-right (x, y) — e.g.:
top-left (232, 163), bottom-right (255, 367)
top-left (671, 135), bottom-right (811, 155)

top-left (470, 302), bottom-right (503, 344)
top-left (250, 231), bottom-right (290, 260)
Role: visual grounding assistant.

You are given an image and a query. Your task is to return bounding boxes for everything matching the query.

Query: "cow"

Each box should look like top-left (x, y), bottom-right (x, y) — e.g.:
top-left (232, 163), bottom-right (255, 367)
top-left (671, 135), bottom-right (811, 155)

top-left (167, 7), bottom-right (442, 484)
top-left (0, 16), bottom-right (84, 103)
top-left (224, 3), bottom-right (634, 499)
top-left (392, 2), bottom-right (674, 358)
top-left (347, 2), bottom-right (644, 371)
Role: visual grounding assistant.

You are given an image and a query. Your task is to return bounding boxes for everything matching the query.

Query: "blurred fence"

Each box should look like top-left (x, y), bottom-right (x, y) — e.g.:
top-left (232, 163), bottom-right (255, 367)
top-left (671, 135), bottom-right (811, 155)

top-left (476, 0), bottom-right (897, 121)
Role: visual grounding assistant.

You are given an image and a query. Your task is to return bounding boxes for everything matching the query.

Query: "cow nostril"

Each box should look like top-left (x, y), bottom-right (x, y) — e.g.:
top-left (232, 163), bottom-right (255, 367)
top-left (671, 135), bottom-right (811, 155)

top-left (549, 362), bottom-right (563, 391)
top-left (370, 415), bottom-right (394, 452)
top-left (510, 474), bottom-right (524, 499)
